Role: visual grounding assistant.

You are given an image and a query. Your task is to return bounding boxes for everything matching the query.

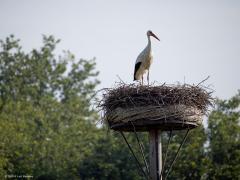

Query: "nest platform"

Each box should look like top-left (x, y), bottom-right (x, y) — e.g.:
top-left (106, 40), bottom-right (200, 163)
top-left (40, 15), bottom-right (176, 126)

top-left (99, 83), bottom-right (213, 132)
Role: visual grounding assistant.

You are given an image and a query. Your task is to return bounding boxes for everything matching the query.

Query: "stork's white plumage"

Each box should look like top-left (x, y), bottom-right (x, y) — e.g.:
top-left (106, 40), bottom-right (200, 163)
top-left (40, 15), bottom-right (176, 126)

top-left (134, 30), bottom-right (160, 84)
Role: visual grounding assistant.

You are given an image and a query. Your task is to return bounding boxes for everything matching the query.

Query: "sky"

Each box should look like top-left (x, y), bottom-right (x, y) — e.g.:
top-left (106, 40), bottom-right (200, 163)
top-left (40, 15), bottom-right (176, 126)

top-left (0, 0), bottom-right (240, 99)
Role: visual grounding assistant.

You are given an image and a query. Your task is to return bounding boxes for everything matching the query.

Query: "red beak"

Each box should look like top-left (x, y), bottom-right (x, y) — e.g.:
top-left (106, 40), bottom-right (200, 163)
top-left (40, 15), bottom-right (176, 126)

top-left (150, 32), bottom-right (160, 41)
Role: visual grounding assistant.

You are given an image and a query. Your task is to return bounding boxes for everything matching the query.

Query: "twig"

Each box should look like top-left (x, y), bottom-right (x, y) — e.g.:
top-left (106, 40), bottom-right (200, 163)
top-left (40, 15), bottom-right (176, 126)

top-left (196, 76), bottom-right (210, 87)
top-left (116, 75), bottom-right (126, 84)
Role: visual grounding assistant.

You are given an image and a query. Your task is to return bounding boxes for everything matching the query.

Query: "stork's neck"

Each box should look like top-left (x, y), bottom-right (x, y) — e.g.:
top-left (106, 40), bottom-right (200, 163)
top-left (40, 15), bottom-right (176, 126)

top-left (147, 35), bottom-right (151, 50)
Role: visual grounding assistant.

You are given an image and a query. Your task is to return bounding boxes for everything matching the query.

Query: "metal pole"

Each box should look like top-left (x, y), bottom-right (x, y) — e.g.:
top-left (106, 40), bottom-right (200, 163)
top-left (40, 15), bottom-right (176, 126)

top-left (120, 131), bottom-right (148, 179)
top-left (149, 130), bottom-right (162, 180)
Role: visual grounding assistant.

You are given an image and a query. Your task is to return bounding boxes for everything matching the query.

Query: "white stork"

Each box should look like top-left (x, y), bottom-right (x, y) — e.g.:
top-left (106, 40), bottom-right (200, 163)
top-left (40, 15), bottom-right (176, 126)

top-left (133, 30), bottom-right (160, 85)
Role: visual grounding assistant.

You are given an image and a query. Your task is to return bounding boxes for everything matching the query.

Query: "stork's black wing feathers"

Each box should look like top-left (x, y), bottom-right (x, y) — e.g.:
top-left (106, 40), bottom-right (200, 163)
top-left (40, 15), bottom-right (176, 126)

top-left (134, 62), bottom-right (142, 80)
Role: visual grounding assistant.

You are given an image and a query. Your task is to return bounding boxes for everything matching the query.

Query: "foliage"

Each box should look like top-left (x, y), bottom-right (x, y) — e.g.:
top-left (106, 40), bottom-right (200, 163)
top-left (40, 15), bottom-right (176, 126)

top-left (164, 127), bottom-right (209, 180)
top-left (0, 35), bottom-right (100, 179)
top-left (78, 130), bottom-right (148, 180)
top-left (207, 91), bottom-right (240, 179)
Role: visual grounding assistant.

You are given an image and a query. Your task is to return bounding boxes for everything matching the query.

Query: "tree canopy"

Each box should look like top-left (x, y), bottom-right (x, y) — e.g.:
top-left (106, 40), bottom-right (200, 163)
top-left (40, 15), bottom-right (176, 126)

top-left (0, 35), bottom-right (100, 179)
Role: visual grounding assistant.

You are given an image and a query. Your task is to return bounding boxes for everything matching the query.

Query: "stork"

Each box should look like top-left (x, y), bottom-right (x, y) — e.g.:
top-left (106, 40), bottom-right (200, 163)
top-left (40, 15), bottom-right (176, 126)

top-left (133, 30), bottom-right (160, 85)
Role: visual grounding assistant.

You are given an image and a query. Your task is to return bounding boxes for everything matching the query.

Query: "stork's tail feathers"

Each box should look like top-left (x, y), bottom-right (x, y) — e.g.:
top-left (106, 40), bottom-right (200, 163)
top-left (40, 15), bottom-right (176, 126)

top-left (134, 75), bottom-right (137, 81)
top-left (133, 62), bottom-right (142, 81)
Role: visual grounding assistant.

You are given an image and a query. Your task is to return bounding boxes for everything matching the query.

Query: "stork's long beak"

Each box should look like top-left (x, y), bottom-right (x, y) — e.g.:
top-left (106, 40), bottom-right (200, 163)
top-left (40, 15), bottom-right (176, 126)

top-left (150, 32), bottom-right (160, 41)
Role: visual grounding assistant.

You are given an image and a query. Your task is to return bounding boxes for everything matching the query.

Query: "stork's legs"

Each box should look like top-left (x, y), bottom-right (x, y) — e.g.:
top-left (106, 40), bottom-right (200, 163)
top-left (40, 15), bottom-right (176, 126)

top-left (141, 75), bottom-right (143, 85)
top-left (147, 70), bottom-right (149, 85)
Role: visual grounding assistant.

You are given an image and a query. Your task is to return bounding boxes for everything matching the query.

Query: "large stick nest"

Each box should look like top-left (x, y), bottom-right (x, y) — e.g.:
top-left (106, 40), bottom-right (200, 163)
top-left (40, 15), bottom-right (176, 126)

top-left (99, 83), bottom-right (213, 131)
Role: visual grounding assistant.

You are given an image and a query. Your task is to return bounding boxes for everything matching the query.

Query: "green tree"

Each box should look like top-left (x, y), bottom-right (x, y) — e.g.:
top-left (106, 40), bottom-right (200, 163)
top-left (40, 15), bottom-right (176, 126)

top-left (165, 127), bottom-right (209, 180)
top-left (207, 92), bottom-right (240, 179)
top-left (0, 35), bottom-right (100, 179)
top-left (79, 129), bottom-right (148, 180)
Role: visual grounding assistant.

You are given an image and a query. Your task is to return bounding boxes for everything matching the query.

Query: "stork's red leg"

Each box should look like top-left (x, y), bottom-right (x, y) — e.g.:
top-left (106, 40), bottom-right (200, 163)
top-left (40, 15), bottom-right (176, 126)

top-left (147, 70), bottom-right (149, 85)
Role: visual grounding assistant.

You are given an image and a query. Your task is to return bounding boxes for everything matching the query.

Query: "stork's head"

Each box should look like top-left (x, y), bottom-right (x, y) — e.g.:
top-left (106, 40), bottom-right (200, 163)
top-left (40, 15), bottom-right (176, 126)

top-left (147, 30), bottom-right (160, 41)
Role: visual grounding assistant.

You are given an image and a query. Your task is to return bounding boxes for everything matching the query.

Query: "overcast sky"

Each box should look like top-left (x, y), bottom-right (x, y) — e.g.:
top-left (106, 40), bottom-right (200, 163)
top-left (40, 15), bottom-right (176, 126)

top-left (0, 0), bottom-right (239, 99)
